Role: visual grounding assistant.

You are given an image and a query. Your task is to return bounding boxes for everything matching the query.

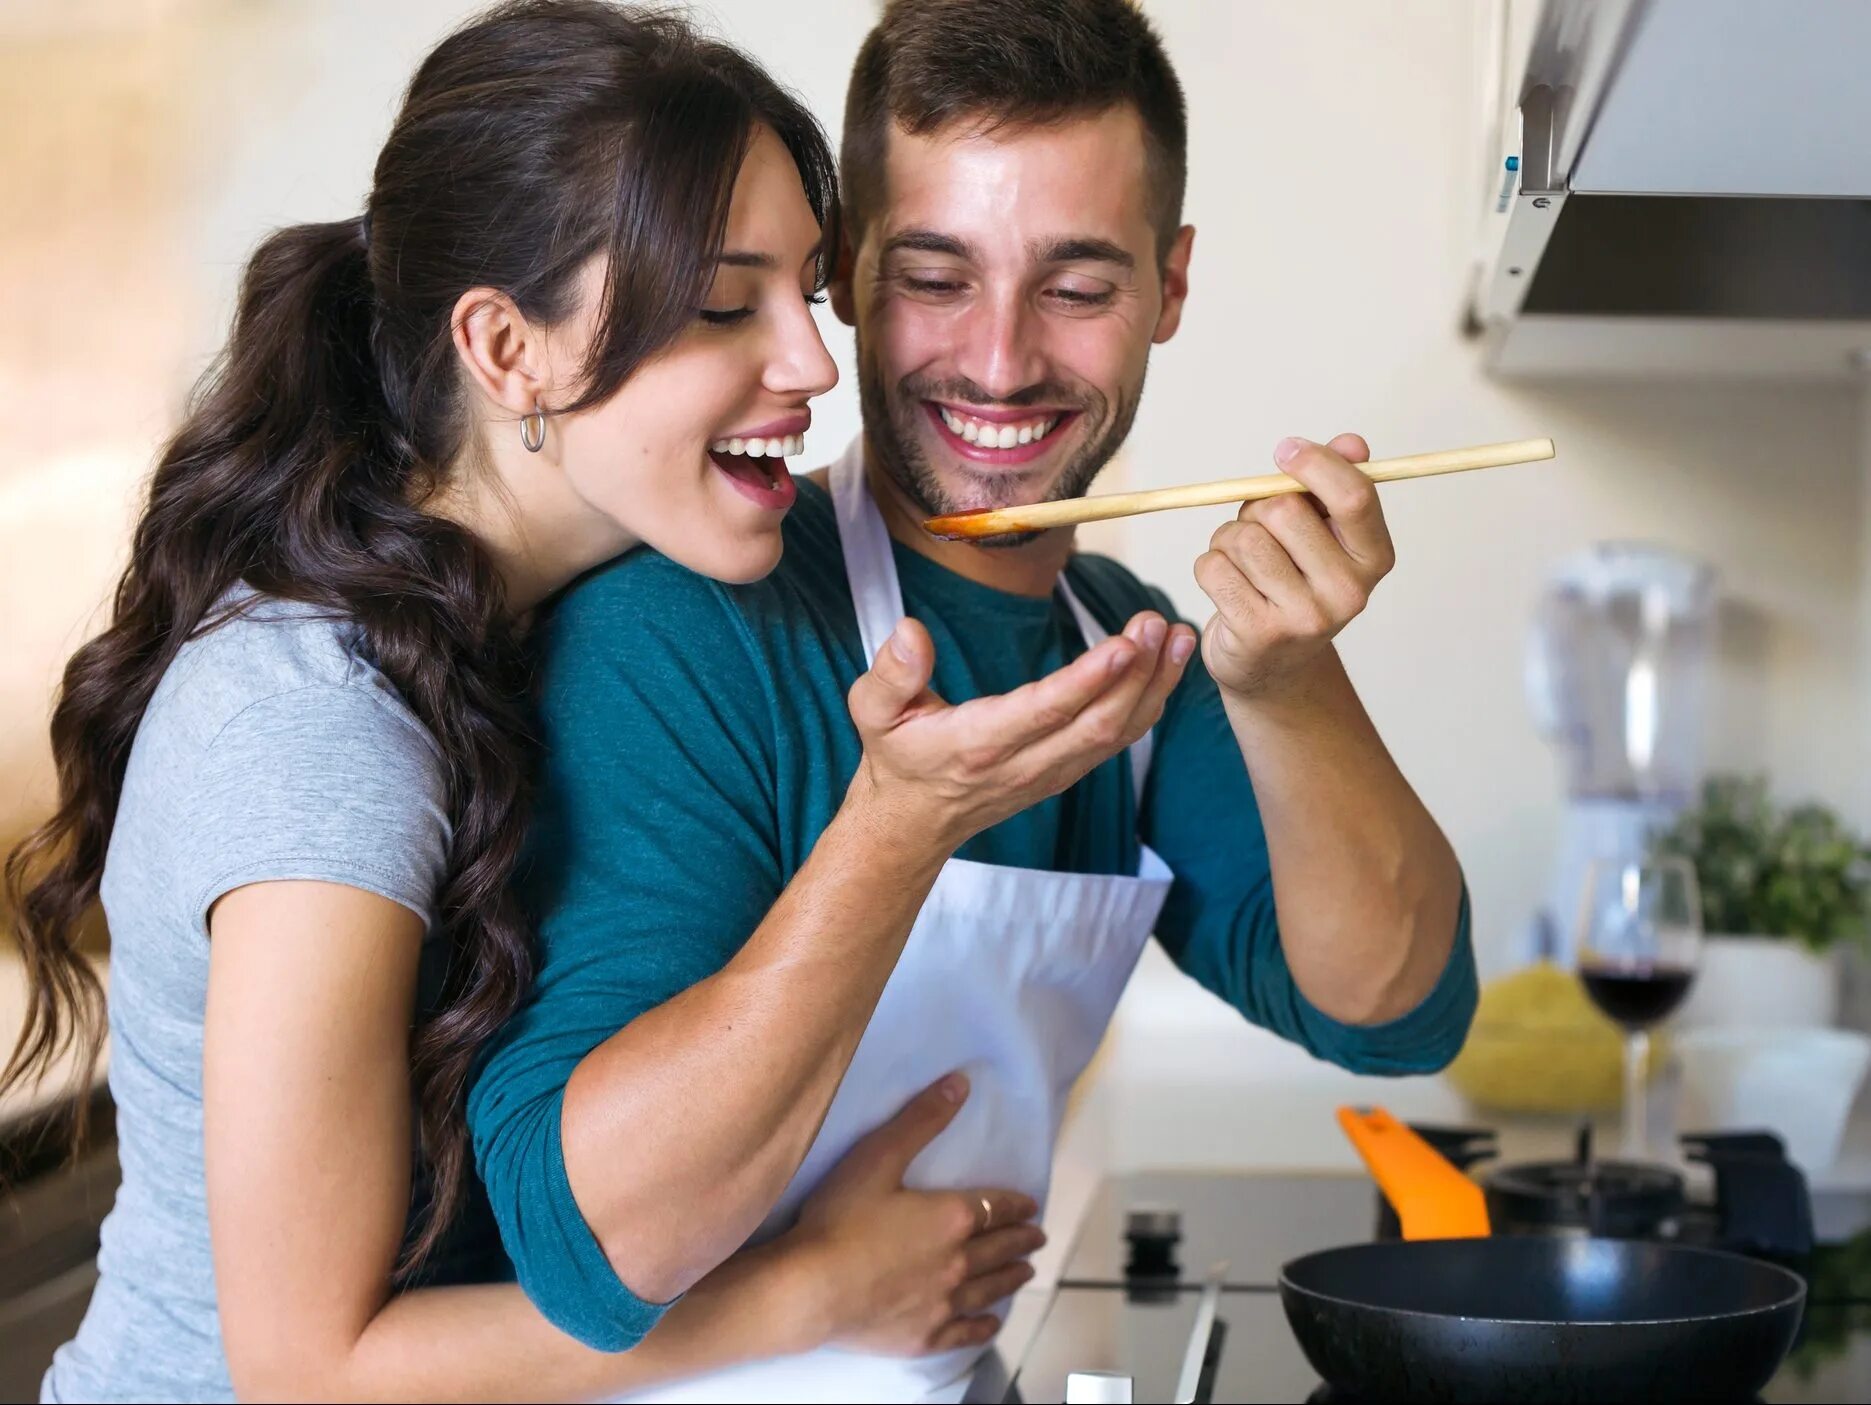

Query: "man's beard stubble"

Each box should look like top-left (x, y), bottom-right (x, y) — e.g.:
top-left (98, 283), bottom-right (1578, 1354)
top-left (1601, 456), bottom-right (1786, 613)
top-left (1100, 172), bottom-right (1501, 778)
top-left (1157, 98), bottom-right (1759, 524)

top-left (857, 339), bottom-right (1144, 549)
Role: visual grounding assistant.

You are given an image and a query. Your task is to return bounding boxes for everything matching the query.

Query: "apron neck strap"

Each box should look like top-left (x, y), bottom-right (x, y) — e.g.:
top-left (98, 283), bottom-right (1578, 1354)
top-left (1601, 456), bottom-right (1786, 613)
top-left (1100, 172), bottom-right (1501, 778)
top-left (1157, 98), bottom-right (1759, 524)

top-left (830, 437), bottom-right (906, 666)
top-left (829, 437), bottom-right (1155, 797)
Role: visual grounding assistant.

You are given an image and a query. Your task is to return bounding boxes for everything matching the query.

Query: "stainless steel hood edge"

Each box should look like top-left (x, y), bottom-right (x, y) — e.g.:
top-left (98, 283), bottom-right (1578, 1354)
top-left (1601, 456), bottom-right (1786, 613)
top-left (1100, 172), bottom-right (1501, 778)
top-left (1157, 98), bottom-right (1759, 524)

top-left (1465, 0), bottom-right (1871, 382)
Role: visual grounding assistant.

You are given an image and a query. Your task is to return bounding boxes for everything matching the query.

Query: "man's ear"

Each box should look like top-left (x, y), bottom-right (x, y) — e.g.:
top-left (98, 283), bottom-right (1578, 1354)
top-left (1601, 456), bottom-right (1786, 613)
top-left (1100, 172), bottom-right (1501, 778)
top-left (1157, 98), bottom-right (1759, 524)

top-left (828, 228), bottom-right (859, 327)
top-left (1152, 225), bottom-right (1195, 344)
top-left (450, 287), bottom-right (548, 415)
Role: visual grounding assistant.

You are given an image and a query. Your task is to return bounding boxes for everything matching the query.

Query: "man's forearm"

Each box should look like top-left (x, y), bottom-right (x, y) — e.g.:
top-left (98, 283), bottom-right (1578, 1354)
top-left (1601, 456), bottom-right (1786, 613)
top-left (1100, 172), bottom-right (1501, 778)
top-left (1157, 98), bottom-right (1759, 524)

top-left (559, 788), bottom-right (949, 1305)
top-left (1221, 648), bottom-right (1463, 1025)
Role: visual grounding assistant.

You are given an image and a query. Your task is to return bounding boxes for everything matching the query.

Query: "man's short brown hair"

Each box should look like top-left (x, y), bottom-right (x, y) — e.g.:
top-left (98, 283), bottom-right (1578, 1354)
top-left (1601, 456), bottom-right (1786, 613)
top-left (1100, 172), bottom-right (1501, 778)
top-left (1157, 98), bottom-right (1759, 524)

top-left (840, 0), bottom-right (1188, 259)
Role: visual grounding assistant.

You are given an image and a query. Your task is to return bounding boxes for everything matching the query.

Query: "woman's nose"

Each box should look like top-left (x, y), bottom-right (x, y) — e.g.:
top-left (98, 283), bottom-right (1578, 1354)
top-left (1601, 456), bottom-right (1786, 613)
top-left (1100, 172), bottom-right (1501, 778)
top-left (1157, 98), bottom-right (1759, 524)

top-left (767, 298), bottom-right (840, 399)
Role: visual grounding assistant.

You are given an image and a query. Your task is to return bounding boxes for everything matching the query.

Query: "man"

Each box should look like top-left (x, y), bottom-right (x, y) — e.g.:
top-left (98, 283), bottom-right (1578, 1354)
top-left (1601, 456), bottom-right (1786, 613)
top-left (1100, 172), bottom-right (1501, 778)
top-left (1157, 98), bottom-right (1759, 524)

top-left (468, 1), bottom-right (1475, 1398)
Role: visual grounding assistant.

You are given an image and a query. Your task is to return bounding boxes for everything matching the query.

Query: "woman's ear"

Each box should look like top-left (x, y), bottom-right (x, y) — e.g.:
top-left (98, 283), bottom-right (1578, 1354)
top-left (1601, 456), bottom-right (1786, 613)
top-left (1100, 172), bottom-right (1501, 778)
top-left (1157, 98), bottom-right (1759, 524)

top-left (450, 287), bottom-right (547, 414)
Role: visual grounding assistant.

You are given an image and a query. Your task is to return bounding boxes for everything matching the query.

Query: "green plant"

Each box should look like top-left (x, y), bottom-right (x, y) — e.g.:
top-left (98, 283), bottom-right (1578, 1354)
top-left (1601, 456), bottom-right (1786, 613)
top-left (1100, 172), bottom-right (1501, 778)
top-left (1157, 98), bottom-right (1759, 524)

top-left (1650, 776), bottom-right (1871, 953)
top-left (1787, 1226), bottom-right (1871, 1377)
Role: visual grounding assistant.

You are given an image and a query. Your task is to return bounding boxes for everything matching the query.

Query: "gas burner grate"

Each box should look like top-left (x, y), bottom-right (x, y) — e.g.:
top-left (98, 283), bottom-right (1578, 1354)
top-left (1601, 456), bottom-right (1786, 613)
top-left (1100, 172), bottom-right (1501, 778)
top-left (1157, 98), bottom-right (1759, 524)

top-left (1482, 1154), bottom-right (1686, 1236)
top-left (1367, 1124), bottom-right (1814, 1260)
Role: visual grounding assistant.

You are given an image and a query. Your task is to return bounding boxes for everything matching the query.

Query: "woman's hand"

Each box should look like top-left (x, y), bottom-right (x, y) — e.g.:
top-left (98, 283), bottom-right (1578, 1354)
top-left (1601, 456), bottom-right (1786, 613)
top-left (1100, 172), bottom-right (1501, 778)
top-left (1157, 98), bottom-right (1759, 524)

top-left (778, 1073), bottom-right (1046, 1357)
top-left (846, 611), bottom-right (1196, 854)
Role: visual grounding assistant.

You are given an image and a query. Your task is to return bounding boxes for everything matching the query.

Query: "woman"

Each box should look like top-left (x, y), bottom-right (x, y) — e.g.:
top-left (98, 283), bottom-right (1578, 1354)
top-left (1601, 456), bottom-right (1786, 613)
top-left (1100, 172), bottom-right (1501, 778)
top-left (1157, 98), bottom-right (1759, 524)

top-left (1, 4), bottom-right (1143, 1398)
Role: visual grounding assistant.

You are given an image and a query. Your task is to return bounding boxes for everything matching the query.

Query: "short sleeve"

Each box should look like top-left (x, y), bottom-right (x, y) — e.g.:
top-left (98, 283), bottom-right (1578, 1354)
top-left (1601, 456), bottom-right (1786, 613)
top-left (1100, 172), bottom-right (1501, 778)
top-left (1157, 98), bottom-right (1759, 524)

top-left (182, 683), bottom-right (451, 937)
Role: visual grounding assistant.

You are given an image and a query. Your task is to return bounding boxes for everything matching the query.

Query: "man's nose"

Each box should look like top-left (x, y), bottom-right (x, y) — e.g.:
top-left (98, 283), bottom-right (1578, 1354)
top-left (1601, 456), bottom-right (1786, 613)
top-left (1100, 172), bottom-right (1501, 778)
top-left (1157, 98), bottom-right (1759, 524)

top-left (953, 291), bottom-right (1047, 402)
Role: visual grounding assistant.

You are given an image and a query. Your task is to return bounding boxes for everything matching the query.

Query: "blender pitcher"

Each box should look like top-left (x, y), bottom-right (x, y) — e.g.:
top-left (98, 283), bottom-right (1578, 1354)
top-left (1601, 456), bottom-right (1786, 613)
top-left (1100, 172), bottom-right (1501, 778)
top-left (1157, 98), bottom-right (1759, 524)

top-left (1524, 543), bottom-right (1717, 965)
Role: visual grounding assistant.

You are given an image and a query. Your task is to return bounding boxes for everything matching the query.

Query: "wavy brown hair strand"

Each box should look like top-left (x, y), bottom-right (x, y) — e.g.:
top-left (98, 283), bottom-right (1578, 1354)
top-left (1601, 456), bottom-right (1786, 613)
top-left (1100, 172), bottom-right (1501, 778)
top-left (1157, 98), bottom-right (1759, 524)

top-left (2, 0), bottom-right (836, 1274)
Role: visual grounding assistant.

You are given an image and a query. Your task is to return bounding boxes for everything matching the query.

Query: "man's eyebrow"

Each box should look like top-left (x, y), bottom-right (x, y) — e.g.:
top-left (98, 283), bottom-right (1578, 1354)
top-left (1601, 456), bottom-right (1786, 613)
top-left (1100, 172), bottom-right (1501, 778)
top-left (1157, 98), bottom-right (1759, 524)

top-left (880, 229), bottom-right (975, 260)
top-left (1033, 236), bottom-right (1134, 270)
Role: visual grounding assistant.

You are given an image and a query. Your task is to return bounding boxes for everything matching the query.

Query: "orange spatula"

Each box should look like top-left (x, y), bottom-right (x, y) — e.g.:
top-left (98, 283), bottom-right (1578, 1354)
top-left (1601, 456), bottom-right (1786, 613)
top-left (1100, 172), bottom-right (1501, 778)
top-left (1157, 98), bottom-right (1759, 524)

top-left (1337, 1105), bottom-right (1491, 1240)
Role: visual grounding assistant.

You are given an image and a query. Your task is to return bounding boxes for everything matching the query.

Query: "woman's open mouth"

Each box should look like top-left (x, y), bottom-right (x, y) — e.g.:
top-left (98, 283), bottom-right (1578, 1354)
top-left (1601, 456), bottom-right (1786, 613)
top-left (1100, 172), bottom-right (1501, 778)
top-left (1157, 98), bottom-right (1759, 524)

top-left (924, 402), bottom-right (1079, 466)
top-left (709, 431), bottom-right (802, 511)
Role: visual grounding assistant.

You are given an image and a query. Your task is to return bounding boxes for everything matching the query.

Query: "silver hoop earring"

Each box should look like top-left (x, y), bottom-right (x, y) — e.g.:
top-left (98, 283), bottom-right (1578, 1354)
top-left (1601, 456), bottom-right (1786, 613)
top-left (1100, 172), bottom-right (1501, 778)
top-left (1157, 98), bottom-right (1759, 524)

top-left (519, 407), bottom-right (547, 453)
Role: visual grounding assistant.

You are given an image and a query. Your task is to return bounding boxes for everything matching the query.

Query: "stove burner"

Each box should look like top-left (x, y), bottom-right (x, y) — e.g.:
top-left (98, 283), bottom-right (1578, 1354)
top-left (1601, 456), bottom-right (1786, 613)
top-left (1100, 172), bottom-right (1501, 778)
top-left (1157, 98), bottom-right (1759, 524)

top-left (1483, 1156), bottom-right (1686, 1237)
top-left (1359, 1124), bottom-right (1813, 1260)
top-left (1479, 1126), bottom-right (1685, 1237)
top-left (1123, 1205), bottom-right (1182, 1304)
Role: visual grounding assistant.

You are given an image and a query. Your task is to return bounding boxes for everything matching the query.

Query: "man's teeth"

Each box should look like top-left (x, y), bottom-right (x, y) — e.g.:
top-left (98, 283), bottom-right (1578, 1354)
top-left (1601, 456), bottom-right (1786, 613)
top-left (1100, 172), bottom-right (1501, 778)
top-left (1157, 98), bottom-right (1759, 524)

top-left (709, 433), bottom-right (805, 457)
top-left (936, 406), bottom-right (1061, 449)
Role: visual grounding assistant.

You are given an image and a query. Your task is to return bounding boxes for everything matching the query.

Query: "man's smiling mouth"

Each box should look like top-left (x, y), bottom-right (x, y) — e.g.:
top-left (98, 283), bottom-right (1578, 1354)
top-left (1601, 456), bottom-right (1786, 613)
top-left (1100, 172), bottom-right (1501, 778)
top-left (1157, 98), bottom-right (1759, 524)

top-left (923, 401), bottom-right (1079, 465)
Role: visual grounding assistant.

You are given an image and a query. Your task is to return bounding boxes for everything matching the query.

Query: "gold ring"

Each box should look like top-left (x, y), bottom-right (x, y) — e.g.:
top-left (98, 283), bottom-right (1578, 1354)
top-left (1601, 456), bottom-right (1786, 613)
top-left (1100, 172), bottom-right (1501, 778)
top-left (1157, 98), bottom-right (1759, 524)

top-left (978, 1195), bottom-right (994, 1232)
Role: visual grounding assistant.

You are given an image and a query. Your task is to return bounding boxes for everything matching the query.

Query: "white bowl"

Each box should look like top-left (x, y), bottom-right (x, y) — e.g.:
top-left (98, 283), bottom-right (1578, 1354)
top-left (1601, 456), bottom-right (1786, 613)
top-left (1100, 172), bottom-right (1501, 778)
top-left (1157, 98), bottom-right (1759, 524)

top-left (1676, 1026), bottom-right (1871, 1171)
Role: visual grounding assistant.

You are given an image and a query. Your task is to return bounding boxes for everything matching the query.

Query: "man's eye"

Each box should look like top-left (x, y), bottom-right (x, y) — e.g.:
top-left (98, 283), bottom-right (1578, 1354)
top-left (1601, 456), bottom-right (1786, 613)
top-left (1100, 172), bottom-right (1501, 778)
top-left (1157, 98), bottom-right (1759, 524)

top-left (1048, 287), bottom-right (1113, 307)
top-left (903, 277), bottom-right (965, 296)
top-left (698, 306), bottom-right (755, 327)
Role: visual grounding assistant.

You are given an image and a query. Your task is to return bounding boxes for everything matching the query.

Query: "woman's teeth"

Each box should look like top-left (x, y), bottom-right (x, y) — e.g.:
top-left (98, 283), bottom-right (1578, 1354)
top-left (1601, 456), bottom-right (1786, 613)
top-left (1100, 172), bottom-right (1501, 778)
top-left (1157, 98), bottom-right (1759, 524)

top-left (710, 433), bottom-right (804, 457)
top-left (936, 406), bottom-right (1061, 448)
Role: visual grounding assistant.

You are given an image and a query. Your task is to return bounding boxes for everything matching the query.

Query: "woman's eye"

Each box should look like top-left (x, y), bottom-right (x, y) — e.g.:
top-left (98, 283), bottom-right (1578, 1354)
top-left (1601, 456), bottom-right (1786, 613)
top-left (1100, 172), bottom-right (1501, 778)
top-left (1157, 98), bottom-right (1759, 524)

top-left (698, 306), bottom-right (755, 327)
top-left (805, 291), bottom-right (827, 306)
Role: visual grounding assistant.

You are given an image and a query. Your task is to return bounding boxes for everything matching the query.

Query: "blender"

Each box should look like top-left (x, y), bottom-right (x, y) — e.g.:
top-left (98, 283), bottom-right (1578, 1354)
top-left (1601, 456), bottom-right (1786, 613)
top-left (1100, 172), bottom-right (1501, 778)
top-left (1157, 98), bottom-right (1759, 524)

top-left (1523, 542), bottom-right (1718, 965)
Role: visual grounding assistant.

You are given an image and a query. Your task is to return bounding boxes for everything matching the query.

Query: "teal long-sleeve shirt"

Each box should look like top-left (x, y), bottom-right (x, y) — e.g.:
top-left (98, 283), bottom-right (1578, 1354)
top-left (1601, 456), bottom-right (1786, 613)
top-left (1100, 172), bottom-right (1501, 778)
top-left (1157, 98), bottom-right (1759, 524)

top-left (466, 476), bottom-right (1477, 1351)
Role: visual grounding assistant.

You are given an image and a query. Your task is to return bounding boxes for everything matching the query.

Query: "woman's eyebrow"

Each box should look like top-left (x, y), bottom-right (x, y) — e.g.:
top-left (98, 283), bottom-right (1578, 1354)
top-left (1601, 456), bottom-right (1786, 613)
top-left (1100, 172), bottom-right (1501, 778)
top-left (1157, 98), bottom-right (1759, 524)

top-left (717, 238), bottom-right (825, 270)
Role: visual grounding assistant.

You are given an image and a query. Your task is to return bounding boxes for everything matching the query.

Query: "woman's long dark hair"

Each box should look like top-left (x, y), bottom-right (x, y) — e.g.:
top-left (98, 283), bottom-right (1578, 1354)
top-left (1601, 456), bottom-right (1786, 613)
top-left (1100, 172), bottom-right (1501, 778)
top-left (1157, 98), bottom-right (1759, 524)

top-left (3, 0), bottom-right (835, 1272)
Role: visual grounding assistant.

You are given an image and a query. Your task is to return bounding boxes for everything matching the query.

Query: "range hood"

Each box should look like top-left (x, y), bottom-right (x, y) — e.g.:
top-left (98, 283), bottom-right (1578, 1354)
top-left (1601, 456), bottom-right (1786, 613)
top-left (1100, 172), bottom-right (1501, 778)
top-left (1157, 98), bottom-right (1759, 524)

top-left (1467, 0), bottom-right (1871, 381)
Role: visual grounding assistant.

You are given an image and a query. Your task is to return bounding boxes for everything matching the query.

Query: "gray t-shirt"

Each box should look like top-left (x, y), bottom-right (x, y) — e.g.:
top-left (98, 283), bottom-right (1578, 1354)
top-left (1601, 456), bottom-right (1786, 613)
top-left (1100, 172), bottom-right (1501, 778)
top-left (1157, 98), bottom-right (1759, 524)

top-left (45, 591), bottom-right (453, 1404)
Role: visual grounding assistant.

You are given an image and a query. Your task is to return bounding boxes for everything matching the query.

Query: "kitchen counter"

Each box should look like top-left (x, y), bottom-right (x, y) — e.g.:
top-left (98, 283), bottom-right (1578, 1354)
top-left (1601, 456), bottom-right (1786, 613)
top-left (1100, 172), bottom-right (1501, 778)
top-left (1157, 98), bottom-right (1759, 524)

top-left (1078, 943), bottom-right (1871, 1187)
top-left (0, 951), bottom-right (117, 1405)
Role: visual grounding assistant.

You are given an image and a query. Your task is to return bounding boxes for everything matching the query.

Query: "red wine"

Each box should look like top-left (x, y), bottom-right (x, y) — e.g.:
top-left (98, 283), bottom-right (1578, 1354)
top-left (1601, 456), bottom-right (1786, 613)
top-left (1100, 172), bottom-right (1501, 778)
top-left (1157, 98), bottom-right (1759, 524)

top-left (1579, 963), bottom-right (1696, 1028)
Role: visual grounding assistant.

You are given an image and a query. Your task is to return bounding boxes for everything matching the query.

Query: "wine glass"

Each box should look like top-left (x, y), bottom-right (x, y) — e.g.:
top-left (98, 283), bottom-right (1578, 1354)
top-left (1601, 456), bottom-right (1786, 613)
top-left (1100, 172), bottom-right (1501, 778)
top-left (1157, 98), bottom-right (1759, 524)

top-left (1575, 857), bottom-right (1703, 1159)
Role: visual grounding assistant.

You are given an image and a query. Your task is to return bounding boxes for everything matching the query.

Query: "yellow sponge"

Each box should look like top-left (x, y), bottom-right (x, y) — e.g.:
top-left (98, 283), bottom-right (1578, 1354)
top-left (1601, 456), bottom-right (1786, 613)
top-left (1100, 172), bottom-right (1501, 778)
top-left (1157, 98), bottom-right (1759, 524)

top-left (1445, 962), bottom-right (1665, 1115)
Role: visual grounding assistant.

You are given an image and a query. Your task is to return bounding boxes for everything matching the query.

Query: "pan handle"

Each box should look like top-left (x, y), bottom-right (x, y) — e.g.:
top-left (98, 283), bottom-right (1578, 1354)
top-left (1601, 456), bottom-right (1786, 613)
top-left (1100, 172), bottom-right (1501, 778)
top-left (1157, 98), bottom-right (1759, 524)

top-left (1337, 1106), bottom-right (1491, 1240)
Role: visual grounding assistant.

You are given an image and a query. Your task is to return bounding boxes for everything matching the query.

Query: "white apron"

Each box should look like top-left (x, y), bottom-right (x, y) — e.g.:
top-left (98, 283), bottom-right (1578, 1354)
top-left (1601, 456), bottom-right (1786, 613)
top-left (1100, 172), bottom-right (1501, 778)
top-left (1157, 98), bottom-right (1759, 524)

top-left (624, 441), bottom-right (1174, 1403)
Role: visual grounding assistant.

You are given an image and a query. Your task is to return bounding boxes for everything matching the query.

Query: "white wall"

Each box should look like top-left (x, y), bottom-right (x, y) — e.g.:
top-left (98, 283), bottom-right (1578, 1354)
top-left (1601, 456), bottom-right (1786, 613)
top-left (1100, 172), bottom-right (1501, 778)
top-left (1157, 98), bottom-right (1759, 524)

top-left (16, 0), bottom-right (1868, 975)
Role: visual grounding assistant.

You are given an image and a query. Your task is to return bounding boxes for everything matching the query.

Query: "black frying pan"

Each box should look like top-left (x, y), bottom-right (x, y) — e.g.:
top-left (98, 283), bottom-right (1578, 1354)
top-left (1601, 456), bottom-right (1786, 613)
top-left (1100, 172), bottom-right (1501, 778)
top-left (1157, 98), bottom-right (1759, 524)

top-left (1280, 1235), bottom-right (1806, 1403)
top-left (1280, 1110), bottom-right (1807, 1403)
